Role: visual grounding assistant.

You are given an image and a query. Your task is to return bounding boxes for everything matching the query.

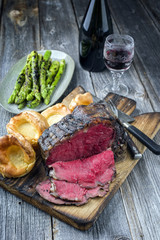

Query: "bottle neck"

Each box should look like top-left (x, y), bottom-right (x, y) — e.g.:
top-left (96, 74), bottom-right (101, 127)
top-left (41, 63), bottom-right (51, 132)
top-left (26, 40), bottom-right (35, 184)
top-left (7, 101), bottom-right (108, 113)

top-left (83, 0), bottom-right (96, 31)
top-left (82, 0), bottom-right (112, 34)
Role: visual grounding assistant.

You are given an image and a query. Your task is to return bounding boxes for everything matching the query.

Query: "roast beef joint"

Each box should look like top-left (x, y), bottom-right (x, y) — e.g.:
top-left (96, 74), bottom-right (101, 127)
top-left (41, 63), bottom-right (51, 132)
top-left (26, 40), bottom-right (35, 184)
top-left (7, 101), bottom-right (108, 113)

top-left (36, 102), bottom-right (127, 205)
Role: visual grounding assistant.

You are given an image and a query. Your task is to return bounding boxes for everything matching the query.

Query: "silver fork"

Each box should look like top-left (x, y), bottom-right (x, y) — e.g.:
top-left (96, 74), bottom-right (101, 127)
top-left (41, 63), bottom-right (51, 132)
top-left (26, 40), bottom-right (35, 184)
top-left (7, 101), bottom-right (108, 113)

top-left (107, 99), bottom-right (119, 117)
top-left (107, 99), bottom-right (142, 160)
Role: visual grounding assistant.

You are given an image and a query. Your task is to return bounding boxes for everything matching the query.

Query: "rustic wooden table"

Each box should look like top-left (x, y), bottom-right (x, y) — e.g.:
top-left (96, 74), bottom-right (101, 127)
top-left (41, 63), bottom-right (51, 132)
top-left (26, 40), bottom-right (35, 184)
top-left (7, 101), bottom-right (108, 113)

top-left (0, 0), bottom-right (160, 239)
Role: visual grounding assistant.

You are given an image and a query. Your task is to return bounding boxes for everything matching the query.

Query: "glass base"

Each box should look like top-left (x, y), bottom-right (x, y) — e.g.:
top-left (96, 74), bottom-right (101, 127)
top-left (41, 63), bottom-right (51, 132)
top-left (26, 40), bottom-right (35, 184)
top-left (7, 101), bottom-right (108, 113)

top-left (111, 82), bottom-right (128, 96)
top-left (101, 82), bottom-right (128, 98)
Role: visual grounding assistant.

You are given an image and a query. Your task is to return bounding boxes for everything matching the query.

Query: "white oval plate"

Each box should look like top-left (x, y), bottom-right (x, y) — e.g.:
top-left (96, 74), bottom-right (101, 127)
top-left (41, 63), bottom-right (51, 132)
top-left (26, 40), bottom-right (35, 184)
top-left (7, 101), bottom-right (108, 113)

top-left (0, 50), bottom-right (75, 114)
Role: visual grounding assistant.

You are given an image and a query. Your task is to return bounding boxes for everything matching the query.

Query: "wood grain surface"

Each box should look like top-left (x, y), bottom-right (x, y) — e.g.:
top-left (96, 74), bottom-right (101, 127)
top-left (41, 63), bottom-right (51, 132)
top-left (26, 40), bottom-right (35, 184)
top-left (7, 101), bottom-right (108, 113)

top-left (0, 0), bottom-right (160, 239)
top-left (0, 86), bottom-right (159, 230)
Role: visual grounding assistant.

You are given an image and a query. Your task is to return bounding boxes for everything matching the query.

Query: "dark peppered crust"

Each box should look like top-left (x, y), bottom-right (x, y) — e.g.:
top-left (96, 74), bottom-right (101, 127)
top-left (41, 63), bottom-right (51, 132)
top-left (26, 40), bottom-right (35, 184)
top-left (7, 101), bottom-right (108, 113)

top-left (38, 102), bottom-right (127, 161)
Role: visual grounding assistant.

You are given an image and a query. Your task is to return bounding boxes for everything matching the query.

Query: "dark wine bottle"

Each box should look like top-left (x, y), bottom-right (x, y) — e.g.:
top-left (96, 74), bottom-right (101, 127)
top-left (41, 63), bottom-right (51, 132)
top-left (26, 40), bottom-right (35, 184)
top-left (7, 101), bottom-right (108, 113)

top-left (79, 0), bottom-right (113, 72)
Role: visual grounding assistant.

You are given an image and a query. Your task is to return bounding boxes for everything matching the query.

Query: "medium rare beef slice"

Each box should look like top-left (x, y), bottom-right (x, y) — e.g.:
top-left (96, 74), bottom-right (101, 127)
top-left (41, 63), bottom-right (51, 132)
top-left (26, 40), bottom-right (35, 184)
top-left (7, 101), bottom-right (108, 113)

top-left (49, 150), bottom-right (115, 188)
top-left (36, 179), bottom-right (66, 205)
top-left (36, 179), bottom-right (86, 205)
top-left (38, 102), bottom-right (126, 165)
top-left (85, 183), bottom-right (109, 198)
top-left (50, 180), bottom-right (109, 202)
top-left (36, 179), bottom-right (108, 205)
top-left (50, 179), bottom-right (87, 202)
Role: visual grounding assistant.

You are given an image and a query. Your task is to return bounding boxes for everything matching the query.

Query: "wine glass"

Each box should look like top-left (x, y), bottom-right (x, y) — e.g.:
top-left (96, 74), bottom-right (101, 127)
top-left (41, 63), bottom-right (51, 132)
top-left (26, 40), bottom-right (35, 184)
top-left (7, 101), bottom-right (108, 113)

top-left (103, 34), bottom-right (134, 96)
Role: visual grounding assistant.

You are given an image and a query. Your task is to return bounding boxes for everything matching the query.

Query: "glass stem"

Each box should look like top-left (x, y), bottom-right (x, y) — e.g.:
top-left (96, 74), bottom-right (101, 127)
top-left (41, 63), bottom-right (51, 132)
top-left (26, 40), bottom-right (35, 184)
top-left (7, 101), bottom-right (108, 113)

top-left (111, 71), bottom-right (124, 92)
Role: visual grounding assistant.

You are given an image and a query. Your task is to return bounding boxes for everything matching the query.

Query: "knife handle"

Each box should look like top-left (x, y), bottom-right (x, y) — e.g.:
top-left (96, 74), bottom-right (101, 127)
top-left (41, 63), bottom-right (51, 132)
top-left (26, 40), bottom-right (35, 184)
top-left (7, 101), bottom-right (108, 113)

top-left (123, 123), bottom-right (160, 155)
top-left (124, 132), bottom-right (142, 159)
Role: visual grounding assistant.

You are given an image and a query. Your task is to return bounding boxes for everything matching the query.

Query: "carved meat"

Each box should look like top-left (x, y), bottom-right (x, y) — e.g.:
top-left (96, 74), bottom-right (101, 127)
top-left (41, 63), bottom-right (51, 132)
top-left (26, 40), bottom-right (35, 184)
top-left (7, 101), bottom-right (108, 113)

top-left (49, 150), bottom-right (115, 188)
top-left (36, 150), bottom-right (115, 205)
top-left (50, 180), bottom-right (109, 202)
top-left (37, 102), bottom-right (127, 205)
top-left (36, 179), bottom-right (109, 206)
top-left (36, 180), bottom-right (66, 205)
top-left (38, 102), bottom-right (126, 165)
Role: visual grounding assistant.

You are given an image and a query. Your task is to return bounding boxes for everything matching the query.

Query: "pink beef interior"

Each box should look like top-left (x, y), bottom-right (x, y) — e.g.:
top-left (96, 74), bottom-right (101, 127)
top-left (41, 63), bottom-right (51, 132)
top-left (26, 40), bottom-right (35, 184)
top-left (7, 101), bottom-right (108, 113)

top-left (50, 180), bottom-right (109, 202)
top-left (49, 150), bottom-right (115, 188)
top-left (36, 179), bottom-right (110, 206)
top-left (36, 180), bottom-right (66, 205)
top-left (46, 123), bottom-right (114, 165)
top-left (50, 180), bottom-right (87, 202)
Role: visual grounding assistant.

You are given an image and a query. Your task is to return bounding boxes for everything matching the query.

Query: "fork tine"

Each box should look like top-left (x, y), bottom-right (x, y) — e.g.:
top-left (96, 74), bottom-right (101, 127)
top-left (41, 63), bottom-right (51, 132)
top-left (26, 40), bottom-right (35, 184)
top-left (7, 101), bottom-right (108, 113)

top-left (107, 99), bottom-right (118, 116)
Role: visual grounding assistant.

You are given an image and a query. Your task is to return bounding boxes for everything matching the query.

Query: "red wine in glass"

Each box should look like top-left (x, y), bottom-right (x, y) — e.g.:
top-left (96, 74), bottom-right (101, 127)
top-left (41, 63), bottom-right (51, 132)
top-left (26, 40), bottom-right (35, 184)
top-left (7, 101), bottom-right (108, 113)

top-left (104, 49), bottom-right (133, 71)
top-left (103, 34), bottom-right (134, 96)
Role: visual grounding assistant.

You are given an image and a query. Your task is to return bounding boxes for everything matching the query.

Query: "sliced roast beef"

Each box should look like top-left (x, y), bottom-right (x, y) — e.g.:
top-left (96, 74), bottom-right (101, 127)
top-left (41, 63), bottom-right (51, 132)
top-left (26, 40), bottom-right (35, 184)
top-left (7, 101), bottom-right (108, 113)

top-left (36, 150), bottom-right (115, 205)
top-left (36, 179), bottom-right (109, 205)
top-left (36, 179), bottom-right (87, 205)
top-left (38, 102), bottom-right (126, 165)
top-left (49, 150), bottom-right (115, 188)
top-left (50, 179), bottom-right (86, 202)
top-left (85, 183), bottom-right (109, 198)
top-left (36, 179), bottom-right (66, 205)
top-left (36, 102), bottom-right (126, 206)
top-left (50, 180), bottom-right (109, 202)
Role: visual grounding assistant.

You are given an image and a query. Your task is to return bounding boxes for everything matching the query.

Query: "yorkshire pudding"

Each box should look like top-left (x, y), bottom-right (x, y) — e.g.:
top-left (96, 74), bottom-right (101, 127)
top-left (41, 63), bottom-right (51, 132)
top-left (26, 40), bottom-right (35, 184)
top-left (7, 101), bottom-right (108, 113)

top-left (41, 103), bottom-right (71, 126)
top-left (6, 110), bottom-right (49, 148)
top-left (69, 92), bottom-right (93, 112)
top-left (0, 133), bottom-right (36, 178)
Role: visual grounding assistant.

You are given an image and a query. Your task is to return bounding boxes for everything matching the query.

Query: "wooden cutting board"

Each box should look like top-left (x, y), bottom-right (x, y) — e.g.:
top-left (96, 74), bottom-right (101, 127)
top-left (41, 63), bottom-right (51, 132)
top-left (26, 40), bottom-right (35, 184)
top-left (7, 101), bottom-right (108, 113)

top-left (0, 86), bottom-right (160, 231)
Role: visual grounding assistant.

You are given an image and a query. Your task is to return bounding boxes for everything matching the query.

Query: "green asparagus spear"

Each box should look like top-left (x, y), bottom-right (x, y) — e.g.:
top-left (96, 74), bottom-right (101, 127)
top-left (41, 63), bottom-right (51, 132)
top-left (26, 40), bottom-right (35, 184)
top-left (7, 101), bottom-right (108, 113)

top-left (44, 59), bottom-right (65, 105)
top-left (40, 50), bottom-right (51, 99)
top-left (26, 91), bottom-right (34, 101)
top-left (47, 58), bottom-right (52, 70)
top-left (43, 50), bottom-right (51, 62)
top-left (38, 54), bottom-right (43, 70)
top-left (46, 61), bottom-right (60, 85)
top-left (15, 95), bottom-right (19, 103)
top-left (26, 52), bottom-right (43, 101)
top-left (30, 51), bottom-right (41, 101)
top-left (39, 60), bottom-right (48, 99)
top-left (18, 101), bottom-right (26, 109)
top-left (15, 56), bottom-right (32, 104)
top-left (8, 68), bottom-right (25, 104)
top-left (27, 98), bottom-right (41, 108)
top-left (8, 55), bottom-right (31, 104)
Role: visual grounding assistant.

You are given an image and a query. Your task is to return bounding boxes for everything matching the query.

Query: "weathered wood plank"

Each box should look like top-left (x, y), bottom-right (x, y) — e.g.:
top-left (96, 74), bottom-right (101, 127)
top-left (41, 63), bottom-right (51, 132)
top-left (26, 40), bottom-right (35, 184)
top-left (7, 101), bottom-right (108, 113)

top-left (54, 191), bottom-right (132, 240)
top-left (0, 1), bottom-right (52, 240)
top-left (140, 0), bottom-right (160, 30)
top-left (0, 189), bottom-right (53, 240)
top-left (104, 2), bottom-right (160, 238)
top-left (109, 0), bottom-right (160, 111)
top-left (0, 0), bottom-right (40, 78)
top-left (121, 133), bottom-right (160, 240)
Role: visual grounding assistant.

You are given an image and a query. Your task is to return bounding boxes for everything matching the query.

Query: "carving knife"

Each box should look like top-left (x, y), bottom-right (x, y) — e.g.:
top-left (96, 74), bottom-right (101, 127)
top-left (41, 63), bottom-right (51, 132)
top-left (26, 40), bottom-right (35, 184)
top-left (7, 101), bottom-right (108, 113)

top-left (92, 95), bottom-right (142, 159)
top-left (94, 96), bottom-right (160, 155)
